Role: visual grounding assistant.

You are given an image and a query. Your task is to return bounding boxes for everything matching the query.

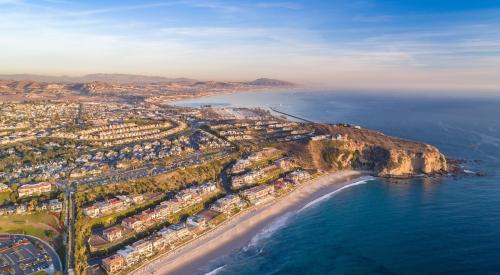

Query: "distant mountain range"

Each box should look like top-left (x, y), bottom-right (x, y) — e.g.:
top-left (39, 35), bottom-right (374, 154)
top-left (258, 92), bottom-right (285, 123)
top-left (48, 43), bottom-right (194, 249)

top-left (247, 78), bottom-right (294, 86)
top-left (0, 74), bottom-right (195, 84)
top-left (0, 74), bottom-right (296, 102)
top-left (0, 74), bottom-right (294, 86)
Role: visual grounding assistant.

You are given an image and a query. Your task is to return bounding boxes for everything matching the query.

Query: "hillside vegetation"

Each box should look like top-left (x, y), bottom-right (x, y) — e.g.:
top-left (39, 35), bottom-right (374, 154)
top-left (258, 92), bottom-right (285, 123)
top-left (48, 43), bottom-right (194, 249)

top-left (279, 124), bottom-right (449, 178)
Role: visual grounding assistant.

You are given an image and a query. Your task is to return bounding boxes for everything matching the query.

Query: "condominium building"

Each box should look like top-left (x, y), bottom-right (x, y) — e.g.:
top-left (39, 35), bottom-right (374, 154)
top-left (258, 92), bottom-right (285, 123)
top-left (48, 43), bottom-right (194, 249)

top-left (102, 254), bottom-right (125, 274)
top-left (17, 182), bottom-right (52, 198)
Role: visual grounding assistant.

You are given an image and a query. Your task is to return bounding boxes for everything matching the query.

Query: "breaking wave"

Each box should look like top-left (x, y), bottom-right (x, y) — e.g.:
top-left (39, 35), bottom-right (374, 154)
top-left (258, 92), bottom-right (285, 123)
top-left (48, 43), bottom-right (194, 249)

top-left (245, 211), bottom-right (294, 249)
top-left (245, 176), bottom-right (374, 249)
top-left (204, 264), bottom-right (227, 275)
top-left (298, 176), bottom-right (375, 213)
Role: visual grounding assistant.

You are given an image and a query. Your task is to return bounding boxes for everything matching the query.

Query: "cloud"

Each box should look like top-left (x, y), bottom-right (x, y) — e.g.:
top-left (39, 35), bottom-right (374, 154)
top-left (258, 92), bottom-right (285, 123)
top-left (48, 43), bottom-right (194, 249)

top-left (253, 2), bottom-right (302, 10)
top-left (0, 0), bottom-right (499, 90)
top-left (0, 0), bottom-right (22, 4)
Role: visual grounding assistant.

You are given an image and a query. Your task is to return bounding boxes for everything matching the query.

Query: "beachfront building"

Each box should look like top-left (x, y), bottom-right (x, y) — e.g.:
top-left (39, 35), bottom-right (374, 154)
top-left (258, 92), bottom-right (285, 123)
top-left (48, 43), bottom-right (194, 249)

top-left (158, 227), bottom-right (179, 244)
top-left (186, 214), bottom-right (208, 229)
top-left (231, 170), bottom-right (262, 189)
top-left (17, 182), bottom-right (52, 198)
top-left (210, 194), bottom-right (244, 214)
top-left (117, 246), bottom-right (140, 267)
top-left (102, 254), bottom-right (125, 274)
top-left (131, 239), bottom-right (154, 257)
top-left (151, 235), bottom-right (169, 251)
top-left (272, 178), bottom-right (292, 191)
top-left (239, 185), bottom-right (275, 205)
top-left (286, 170), bottom-right (311, 184)
top-left (168, 222), bottom-right (191, 240)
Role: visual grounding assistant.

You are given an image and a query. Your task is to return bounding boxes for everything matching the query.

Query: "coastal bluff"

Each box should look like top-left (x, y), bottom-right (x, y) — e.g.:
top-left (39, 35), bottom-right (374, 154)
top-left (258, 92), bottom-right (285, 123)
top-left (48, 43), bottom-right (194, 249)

top-left (280, 124), bottom-right (449, 178)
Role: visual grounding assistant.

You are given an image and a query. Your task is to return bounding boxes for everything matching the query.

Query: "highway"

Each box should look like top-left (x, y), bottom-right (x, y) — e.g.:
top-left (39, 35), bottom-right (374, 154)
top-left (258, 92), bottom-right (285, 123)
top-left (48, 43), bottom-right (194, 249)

top-left (67, 150), bottom-right (231, 189)
top-left (65, 190), bottom-right (75, 274)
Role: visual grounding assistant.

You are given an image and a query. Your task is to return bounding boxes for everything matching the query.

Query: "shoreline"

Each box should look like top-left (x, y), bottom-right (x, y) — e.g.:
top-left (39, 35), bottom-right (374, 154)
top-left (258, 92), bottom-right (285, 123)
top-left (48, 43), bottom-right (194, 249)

top-left (132, 170), bottom-right (372, 275)
top-left (165, 86), bottom-right (301, 105)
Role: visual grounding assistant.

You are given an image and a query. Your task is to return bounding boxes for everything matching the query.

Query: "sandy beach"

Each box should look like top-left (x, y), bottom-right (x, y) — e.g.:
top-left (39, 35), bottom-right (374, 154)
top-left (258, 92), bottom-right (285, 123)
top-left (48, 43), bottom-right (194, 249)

top-left (132, 170), bottom-right (372, 275)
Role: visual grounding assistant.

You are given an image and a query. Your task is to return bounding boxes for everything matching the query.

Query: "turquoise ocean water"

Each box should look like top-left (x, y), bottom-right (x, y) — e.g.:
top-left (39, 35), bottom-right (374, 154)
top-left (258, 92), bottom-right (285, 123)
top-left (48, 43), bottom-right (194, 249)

top-left (175, 91), bottom-right (500, 275)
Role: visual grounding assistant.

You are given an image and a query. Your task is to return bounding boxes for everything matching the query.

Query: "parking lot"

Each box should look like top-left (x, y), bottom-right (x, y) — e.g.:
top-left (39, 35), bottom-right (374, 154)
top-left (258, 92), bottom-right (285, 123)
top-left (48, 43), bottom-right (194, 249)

top-left (0, 235), bottom-right (59, 275)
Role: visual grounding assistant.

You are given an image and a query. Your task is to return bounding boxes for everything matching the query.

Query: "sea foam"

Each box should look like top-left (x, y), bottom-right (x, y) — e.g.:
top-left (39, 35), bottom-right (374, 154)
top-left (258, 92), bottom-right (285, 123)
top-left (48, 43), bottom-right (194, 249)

top-left (204, 265), bottom-right (227, 275)
top-left (298, 176), bottom-right (375, 213)
top-left (245, 211), bottom-right (295, 249)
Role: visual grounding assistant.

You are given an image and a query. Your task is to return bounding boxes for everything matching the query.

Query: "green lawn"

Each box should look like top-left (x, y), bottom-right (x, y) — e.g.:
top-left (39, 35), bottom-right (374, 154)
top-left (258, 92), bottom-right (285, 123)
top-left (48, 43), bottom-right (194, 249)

top-left (0, 212), bottom-right (61, 227)
top-left (0, 191), bottom-right (11, 206)
top-left (0, 212), bottom-right (62, 242)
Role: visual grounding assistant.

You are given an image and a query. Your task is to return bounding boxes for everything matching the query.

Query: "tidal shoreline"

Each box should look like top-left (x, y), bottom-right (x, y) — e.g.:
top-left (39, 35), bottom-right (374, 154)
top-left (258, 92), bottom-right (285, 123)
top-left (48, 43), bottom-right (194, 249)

top-left (132, 170), bottom-right (372, 275)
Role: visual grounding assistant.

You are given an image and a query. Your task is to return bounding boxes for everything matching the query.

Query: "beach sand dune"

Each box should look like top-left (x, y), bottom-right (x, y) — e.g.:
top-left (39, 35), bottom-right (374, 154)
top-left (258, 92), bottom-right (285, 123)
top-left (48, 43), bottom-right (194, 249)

top-left (133, 170), bottom-right (371, 275)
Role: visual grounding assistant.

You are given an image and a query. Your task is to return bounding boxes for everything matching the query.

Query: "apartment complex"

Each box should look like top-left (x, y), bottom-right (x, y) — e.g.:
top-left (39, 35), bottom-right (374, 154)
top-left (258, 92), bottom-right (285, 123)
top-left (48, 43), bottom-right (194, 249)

top-left (17, 182), bottom-right (52, 198)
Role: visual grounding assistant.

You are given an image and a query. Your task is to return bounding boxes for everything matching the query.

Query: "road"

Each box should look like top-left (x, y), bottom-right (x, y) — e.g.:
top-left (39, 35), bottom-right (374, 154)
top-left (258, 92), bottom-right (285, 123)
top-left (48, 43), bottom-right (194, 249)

top-left (56, 125), bottom-right (233, 274)
top-left (58, 148), bottom-right (232, 273)
top-left (59, 149), bottom-right (232, 189)
top-left (65, 190), bottom-right (75, 274)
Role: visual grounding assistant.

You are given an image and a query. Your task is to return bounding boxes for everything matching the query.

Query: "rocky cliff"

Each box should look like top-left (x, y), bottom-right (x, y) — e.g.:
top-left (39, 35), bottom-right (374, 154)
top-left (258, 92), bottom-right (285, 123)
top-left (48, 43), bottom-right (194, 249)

top-left (281, 124), bottom-right (449, 178)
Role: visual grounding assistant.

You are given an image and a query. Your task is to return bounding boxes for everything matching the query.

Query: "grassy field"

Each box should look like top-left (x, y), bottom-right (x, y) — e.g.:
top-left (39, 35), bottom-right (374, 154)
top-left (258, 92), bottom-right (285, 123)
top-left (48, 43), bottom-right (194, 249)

top-left (0, 191), bottom-right (11, 206)
top-left (0, 212), bottom-right (63, 242)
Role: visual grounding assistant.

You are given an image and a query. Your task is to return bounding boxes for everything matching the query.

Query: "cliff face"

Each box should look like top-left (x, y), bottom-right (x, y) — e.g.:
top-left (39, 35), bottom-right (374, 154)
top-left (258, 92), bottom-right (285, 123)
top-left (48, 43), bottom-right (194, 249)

top-left (377, 146), bottom-right (447, 177)
top-left (282, 124), bottom-right (449, 178)
top-left (343, 142), bottom-right (448, 177)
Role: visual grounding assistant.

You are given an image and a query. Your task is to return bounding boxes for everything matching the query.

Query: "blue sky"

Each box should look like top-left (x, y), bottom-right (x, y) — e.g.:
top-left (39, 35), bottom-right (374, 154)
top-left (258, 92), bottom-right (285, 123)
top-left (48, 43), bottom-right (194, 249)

top-left (1, 0), bottom-right (500, 90)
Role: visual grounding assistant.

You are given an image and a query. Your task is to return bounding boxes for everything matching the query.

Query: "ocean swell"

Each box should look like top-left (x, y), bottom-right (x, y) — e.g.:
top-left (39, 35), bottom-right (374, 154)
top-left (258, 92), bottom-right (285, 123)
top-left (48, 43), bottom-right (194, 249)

top-left (245, 176), bottom-right (374, 249)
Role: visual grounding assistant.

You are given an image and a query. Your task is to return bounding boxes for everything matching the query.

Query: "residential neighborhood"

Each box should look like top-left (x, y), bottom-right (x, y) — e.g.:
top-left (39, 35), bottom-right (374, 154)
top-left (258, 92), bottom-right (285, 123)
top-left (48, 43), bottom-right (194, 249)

top-left (0, 101), bottom-right (321, 275)
top-left (0, 1), bottom-right (476, 274)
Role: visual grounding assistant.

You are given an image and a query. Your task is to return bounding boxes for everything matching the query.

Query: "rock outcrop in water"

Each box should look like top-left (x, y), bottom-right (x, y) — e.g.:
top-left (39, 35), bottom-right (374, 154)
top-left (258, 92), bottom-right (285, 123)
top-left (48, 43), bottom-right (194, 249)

top-left (281, 124), bottom-right (450, 178)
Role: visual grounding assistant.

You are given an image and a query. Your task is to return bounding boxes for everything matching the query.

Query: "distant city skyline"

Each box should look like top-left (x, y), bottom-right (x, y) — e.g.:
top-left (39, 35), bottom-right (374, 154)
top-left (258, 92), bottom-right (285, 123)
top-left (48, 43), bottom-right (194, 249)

top-left (1, 0), bottom-right (500, 91)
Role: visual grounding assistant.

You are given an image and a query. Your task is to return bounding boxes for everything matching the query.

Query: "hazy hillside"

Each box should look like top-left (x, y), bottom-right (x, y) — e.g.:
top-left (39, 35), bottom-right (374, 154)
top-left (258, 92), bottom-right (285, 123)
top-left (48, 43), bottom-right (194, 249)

top-left (0, 74), bottom-right (196, 84)
top-left (247, 78), bottom-right (294, 86)
top-left (0, 75), bottom-right (296, 102)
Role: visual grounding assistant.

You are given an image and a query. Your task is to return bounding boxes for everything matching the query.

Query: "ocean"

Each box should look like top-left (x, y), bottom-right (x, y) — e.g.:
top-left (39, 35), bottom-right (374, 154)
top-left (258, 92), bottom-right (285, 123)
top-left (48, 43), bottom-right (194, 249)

top-left (175, 90), bottom-right (500, 275)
